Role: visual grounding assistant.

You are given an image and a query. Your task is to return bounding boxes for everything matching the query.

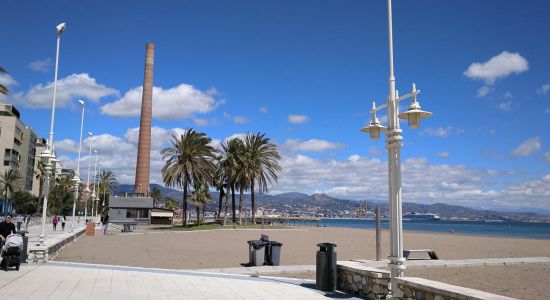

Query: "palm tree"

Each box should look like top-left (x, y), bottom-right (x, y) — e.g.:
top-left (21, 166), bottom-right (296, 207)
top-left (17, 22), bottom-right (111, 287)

top-left (161, 129), bottom-right (216, 226)
top-left (0, 169), bottom-right (21, 213)
top-left (165, 196), bottom-right (180, 210)
top-left (189, 183), bottom-right (211, 225)
top-left (0, 67), bottom-right (9, 95)
top-left (243, 133), bottom-right (281, 222)
top-left (97, 170), bottom-right (117, 212)
top-left (49, 176), bottom-right (73, 215)
top-left (218, 138), bottom-right (244, 225)
top-left (150, 187), bottom-right (162, 207)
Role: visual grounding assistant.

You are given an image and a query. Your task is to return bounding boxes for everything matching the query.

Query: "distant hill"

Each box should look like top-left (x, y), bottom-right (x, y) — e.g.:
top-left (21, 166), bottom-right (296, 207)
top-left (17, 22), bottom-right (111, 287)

top-left (115, 184), bottom-right (546, 218)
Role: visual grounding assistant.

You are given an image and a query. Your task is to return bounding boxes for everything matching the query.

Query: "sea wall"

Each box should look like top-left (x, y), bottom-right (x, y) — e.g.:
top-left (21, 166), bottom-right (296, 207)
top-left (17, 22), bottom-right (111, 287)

top-left (336, 261), bottom-right (517, 300)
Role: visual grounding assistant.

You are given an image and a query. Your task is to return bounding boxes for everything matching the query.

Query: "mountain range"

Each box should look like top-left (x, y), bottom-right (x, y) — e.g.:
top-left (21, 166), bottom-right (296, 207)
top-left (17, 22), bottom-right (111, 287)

top-left (116, 184), bottom-right (545, 218)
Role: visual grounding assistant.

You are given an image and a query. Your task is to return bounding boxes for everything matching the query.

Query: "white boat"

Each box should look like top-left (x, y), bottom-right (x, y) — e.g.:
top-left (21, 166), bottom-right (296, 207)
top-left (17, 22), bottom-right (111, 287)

top-left (403, 212), bottom-right (441, 221)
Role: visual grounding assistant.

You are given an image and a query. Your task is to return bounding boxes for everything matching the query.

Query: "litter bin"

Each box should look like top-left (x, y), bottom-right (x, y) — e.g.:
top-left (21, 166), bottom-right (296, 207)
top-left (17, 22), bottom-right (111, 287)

top-left (85, 222), bottom-right (95, 236)
top-left (316, 242), bottom-right (337, 291)
top-left (16, 231), bottom-right (28, 263)
top-left (269, 241), bottom-right (283, 266)
top-left (247, 240), bottom-right (268, 266)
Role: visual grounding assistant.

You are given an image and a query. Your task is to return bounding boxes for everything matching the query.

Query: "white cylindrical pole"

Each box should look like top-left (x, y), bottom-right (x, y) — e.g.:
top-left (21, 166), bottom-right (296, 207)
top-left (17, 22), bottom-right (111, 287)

top-left (71, 100), bottom-right (85, 232)
top-left (47, 33), bottom-right (62, 152)
top-left (38, 161), bottom-right (52, 245)
top-left (85, 133), bottom-right (93, 220)
top-left (92, 151), bottom-right (98, 219)
top-left (386, 0), bottom-right (405, 285)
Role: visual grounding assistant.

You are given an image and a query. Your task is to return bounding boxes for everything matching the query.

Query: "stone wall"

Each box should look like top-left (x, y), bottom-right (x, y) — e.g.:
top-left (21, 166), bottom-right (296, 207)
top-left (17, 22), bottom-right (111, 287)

top-left (337, 262), bottom-right (390, 299)
top-left (337, 262), bottom-right (516, 300)
top-left (393, 277), bottom-right (517, 300)
top-left (28, 228), bottom-right (85, 263)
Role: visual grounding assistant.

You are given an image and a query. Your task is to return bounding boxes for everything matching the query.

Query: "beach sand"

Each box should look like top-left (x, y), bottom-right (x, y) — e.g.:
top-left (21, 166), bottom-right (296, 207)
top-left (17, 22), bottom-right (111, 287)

top-left (55, 227), bottom-right (550, 298)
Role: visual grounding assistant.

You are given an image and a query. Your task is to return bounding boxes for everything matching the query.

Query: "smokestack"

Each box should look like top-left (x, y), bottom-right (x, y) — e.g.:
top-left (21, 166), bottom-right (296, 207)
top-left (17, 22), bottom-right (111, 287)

top-left (134, 42), bottom-right (154, 196)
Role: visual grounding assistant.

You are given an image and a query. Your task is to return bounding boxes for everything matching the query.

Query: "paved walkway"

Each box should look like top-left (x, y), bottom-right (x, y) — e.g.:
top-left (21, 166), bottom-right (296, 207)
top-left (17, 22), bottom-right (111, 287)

top-left (0, 262), bottom-right (357, 300)
top-left (24, 220), bottom-right (87, 248)
top-left (195, 257), bottom-right (550, 275)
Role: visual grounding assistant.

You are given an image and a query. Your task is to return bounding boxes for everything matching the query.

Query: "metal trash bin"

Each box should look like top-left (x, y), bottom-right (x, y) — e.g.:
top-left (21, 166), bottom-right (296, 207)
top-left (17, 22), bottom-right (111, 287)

top-left (316, 242), bottom-right (337, 291)
top-left (16, 231), bottom-right (28, 263)
top-left (247, 240), bottom-right (268, 266)
top-left (269, 241), bottom-right (283, 266)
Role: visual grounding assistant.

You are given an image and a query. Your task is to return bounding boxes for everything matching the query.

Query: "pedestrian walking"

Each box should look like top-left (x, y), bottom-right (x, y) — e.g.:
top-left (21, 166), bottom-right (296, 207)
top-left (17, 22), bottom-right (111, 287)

top-left (24, 215), bottom-right (30, 230)
top-left (61, 216), bottom-right (66, 231)
top-left (52, 215), bottom-right (59, 231)
top-left (15, 215), bottom-right (23, 232)
top-left (102, 212), bottom-right (109, 235)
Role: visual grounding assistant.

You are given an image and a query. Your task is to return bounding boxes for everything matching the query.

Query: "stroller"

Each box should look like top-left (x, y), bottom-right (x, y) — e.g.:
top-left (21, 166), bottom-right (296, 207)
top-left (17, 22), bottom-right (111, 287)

top-left (1, 233), bottom-right (23, 271)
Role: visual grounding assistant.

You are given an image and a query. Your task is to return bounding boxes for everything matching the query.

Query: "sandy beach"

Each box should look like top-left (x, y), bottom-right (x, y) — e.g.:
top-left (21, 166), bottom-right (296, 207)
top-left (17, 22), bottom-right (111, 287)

top-left (55, 227), bottom-right (550, 299)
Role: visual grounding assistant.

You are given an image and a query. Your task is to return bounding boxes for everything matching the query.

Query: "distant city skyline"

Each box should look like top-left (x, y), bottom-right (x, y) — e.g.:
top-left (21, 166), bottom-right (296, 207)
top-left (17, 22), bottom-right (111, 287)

top-left (0, 0), bottom-right (548, 213)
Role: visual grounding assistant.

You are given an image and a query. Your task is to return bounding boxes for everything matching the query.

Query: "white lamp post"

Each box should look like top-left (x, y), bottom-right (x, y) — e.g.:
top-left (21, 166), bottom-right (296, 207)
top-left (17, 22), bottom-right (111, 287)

top-left (38, 22), bottom-right (66, 245)
top-left (70, 99), bottom-right (85, 232)
top-left (95, 161), bottom-right (102, 218)
top-left (84, 132), bottom-right (93, 221)
top-left (360, 0), bottom-right (432, 292)
top-left (91, 150), bottom-right (98, 220)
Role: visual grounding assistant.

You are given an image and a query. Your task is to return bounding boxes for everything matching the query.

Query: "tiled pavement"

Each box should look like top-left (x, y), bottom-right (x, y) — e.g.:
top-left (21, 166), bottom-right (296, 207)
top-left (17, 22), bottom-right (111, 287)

top-left (0, 261), bottom-right (358, 300)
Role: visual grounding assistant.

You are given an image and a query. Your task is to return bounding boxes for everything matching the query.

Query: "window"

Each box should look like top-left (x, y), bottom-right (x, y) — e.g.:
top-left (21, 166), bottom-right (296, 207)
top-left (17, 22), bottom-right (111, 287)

top-left (126, 208), bottom-right (149, 218)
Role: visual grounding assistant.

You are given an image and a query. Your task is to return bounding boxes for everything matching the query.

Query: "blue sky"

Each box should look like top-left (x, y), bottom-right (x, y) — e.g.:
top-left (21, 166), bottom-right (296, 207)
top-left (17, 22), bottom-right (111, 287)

top-left (1, 0), bottom-right (549, 213)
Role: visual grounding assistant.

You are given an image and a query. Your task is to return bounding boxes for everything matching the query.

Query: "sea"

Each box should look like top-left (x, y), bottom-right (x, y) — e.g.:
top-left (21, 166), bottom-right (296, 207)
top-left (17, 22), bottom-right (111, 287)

top-left (317, 218), bottom-right (550, 240)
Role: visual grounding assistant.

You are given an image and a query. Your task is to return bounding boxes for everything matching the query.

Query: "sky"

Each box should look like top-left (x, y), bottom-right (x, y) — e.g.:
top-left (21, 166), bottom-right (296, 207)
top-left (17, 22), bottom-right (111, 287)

top-left (1, 0), bottom-right (549, 213)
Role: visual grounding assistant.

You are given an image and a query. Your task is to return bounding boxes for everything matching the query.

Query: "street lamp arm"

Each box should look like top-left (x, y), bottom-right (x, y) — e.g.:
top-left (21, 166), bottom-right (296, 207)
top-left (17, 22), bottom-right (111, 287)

top-left (369, 89), bottom-right (421, 114)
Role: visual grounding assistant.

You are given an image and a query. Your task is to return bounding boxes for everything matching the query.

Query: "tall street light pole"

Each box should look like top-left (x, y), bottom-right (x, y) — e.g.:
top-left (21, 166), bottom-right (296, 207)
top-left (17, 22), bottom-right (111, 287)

top-left (84, 132), bottom-right (93, 221)
top-left (91, 150), bottom-right (98, 220)
top-left (70, 99), bottom-right (85, 232)
top-left (38, 22), bottom-right (66, 245)
top-left (361, 0), bottom-right (432, 294)
top-left (95, 161), bottom-right (102, 218)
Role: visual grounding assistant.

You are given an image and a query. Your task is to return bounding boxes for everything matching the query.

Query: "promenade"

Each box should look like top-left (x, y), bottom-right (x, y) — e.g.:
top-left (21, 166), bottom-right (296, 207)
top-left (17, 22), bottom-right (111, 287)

top-left (0, 261), bottom-right (355, 300)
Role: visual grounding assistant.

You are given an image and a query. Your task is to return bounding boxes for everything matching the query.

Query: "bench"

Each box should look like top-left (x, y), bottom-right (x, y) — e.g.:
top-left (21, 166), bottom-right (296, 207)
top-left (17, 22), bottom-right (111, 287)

top-left (122, 223), bottom-right (137, 232)
top-left (403, 249), bottom-right (438, 260)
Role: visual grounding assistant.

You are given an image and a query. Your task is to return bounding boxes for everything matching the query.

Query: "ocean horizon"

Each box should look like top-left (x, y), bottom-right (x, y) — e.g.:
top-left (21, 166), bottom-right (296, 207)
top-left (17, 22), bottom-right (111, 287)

top-left (317, 218), bottom-right (550, 240)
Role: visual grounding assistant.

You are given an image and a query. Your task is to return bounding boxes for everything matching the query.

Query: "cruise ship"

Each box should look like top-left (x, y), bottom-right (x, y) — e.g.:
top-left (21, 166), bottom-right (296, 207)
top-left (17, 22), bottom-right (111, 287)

top-left (403, 212), bottom-right (441, 221)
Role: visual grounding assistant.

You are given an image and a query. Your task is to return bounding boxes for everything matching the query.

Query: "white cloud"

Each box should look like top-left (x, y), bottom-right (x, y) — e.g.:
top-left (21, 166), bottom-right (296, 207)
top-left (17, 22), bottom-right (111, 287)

top-left (55, 126), bottom-right (550, 212)
top-left (29, 58), bottom-right (52, 73)
top-left (282, 139), bottom-right (344, 152)
top-left (489, 129), bottom-right (496, 135)
top-left (512, 137), bottom-right (541, 156)
top-left (437, 152), bottom-right (450, 158)
top-left (543, 152), bottom-right (550, 163)
top-left (477, 86), bottom-right (492, 97)
top-left (420, 126), bottom-right (464, 137)
top-left (233, 116), bottom-right (247, 124)
top-left (498, 101), bottom-right (512, 111)
top-left (546, 109), bottom-right (550, 114)
top-left (288, 114), bottom-right (309, 124)
top-left (504, 91), bottom-right (513, 99)
top-left (54, 139), bottom-right (79, 154)
top-left (9, 73), bottom-right (118, 108)
top-left (0, 73), bottom-right (17, 87)
top-left (537, 84), bottom-right (550, 95)
top-left (259, 107), bottom-right (268, 113)
top-left (101, 84), bottom-right (221, 120)
top-left (192, 117), bottom-right (208, 126)
top-left (464, 51), bottom-right (529, 84)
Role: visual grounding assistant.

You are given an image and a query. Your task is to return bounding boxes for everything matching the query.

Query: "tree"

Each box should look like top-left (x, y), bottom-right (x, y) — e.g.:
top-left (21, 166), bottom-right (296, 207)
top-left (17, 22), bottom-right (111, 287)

top-left (189, 183), bottom-right (211, 225)
top-left (150, 187), bottom-right (162, 207)
top-left (0, 169), bottom-right (21, 213)
top-left (97, 170), bottom-right (117, 212)
top-left (12, 190), bottom-right (39, 214)
top-left (49, 176), bottom-right (73, 215)
top-left (165, 196), bottom-right (180, 210)
top-left (218, 138), bottom-right (245, 225)
top-left (243, 133), bottom-right (281, 222)
top-left (0, 67), bottom-right (9, 95)
top-left (161, 129), bottom-right (216, 226)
